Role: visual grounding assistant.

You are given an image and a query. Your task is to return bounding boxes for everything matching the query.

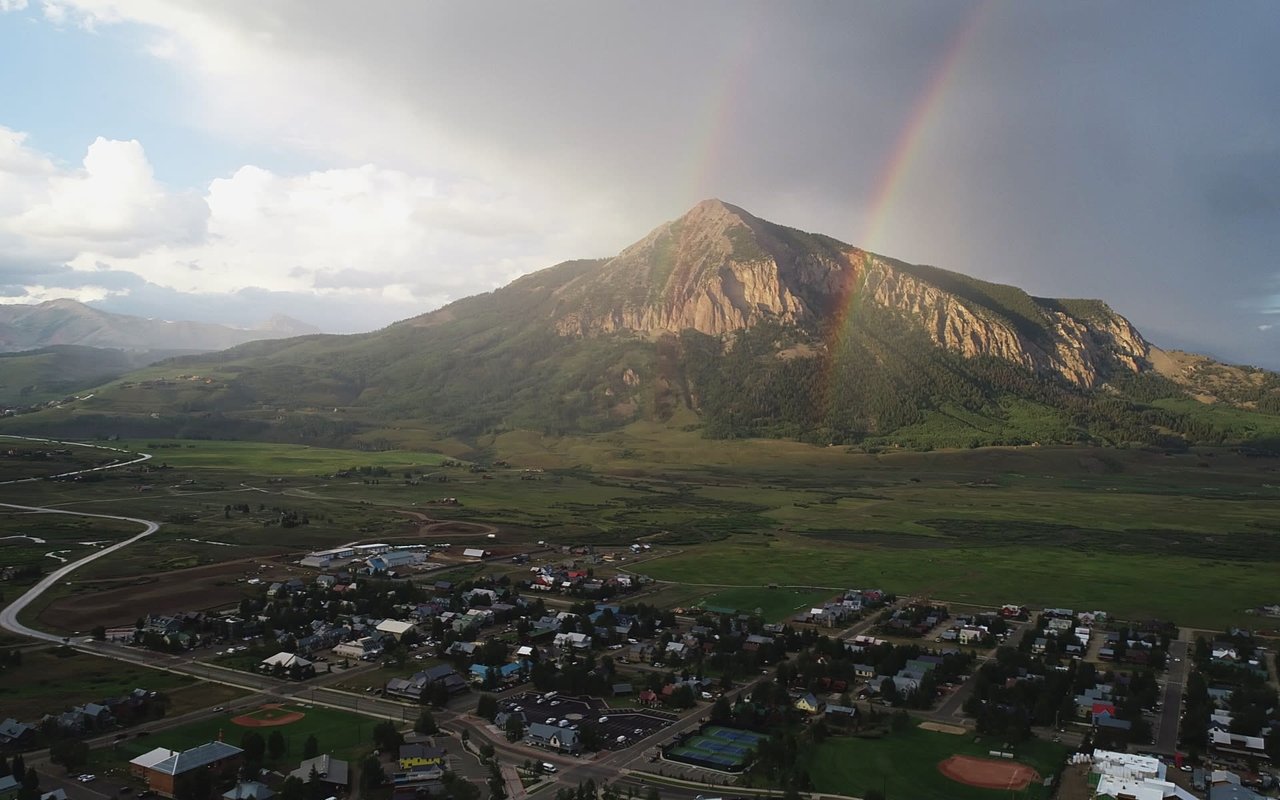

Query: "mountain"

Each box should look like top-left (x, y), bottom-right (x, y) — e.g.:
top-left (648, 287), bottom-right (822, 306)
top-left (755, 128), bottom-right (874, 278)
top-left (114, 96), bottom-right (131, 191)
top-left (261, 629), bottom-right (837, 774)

top-left (549, 200), bottom-right (1149, 388)
top-left (5, 201), bottom-right (1278, 450)
top-left (0, 299), bottom-right (320, 353)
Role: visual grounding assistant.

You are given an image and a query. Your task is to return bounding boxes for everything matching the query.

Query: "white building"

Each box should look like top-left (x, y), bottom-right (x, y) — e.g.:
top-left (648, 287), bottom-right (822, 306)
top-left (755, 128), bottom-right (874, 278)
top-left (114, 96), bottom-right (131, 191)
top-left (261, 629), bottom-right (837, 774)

top-left (376, 619), bottom-right (417, 640)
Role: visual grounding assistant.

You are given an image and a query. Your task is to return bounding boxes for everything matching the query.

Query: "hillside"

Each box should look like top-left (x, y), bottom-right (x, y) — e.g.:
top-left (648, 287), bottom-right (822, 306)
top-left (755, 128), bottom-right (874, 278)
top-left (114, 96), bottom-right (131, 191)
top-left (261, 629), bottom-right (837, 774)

top-left (4, 201), bottom-right (1278, 451)
top-left (0, 299), bottom-right (319, 352)
top-left (0, 345), bottom-right (186, 406)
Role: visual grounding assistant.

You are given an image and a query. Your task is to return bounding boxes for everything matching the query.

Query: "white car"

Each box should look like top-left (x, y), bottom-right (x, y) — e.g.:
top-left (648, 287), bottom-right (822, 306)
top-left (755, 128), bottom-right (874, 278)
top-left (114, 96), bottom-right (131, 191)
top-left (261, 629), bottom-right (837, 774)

top-left (598, 716), bottom-right (609, 723)
top-left (77, 775), bottom-right (97, 783)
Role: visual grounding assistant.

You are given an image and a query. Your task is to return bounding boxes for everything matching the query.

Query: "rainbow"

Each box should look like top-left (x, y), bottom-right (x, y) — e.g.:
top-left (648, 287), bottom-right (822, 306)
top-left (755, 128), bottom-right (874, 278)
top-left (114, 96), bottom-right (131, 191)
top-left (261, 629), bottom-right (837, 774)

top-left (859, 1), bottom-right (991, 252)
top-left (824, 2), bottom-right (992, 425)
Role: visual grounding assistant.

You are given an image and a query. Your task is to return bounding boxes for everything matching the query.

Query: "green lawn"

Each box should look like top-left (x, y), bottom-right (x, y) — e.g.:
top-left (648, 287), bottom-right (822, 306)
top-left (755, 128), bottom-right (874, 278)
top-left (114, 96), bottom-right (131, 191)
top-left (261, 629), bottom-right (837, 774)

top-left (803, 725), bottom-right (1068, 800)
top-left (0, 646), bottom-right (243, 721)
top-left (639, 534), bottom-right (1274, 628)
top-left (116, 703), bottom-right (379, 764)
top-left (698, 586), bottom-right (837, 623)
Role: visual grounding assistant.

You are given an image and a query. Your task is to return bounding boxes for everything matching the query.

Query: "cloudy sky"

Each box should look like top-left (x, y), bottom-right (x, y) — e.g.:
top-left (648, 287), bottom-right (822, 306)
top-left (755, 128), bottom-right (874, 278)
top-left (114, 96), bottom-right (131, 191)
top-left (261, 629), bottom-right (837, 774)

top-left (1, 1), bottom-right (1278, 366)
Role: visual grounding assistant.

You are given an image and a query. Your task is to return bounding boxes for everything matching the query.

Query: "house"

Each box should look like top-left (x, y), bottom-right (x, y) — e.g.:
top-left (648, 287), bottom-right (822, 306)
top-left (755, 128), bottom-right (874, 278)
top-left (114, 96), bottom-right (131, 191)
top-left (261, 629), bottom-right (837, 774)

top-left (853, 664), bottom-right (877, 679)
top-left (524, 723), bottom-right (581, 754)
top-left (0, 776), bottom-right (19, 800)
top-left (222, 782), bottom-right (275, 800)
top-left (138, 742), bottom-right (244, 798)
top-left (333, 636), bottom-right (381, 660)
top-left (553, 632), bottom-right (592, 650)
top-left (386, 665), bottom-right (468, 701)
top-left (0, 718), bottom-right (35, 748)
top-left (958, 627), bottom-right (986, 645)
top-left (260, 652), bottom-right (315, 678)
top-left (1209, 730), bottom-right (1269, 761)
top-left (40, 791), bottom-right (69, 800)
top-left (290, 755), bottom-right (350, 790)
top-left (891, 676), bottom-right (919, 695)
top-left (368, 550), bottom-right (420, 573)
top-left (612, 683), bottom-right (634, 696)
top-left (638, 689), bottom-right (660, 706)
top-left (376, 620), bottom-right (418, 641)
top-left (462, 548), bottom-right (486, 559)
top-left (399, 743), bottom-right (447, 770)
top-left (794, 693), bottom-right (824, 714)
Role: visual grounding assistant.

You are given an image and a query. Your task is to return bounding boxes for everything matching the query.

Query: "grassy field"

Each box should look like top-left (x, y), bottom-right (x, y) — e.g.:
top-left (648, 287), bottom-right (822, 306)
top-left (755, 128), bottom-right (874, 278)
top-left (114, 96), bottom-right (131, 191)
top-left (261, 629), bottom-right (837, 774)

top-left (5, 433), bottom-right (1280, 633)
top-left (802, 725), bottom-right (1068, 800)
top-left (697, 586), bottom-right (837, 622)
top-left (0, 435), bottom-right (141, 481)
top-left (117, 439), bottom-right (452, 475)
top-left (114, 703), bottom-right (377, 764)
top-left (0, 646), bottom-right (245, 721)
top-left (635, 533), bottom-right (1275, 628)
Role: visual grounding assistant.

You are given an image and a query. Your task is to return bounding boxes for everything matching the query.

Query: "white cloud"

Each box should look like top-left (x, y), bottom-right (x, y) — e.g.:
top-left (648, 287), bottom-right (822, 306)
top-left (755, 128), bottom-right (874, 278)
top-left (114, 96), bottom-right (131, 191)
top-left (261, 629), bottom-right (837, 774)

top-left (1260, 323), bottom-right (1275, 332)
top-left (0, 283), bottom-right (121, 304)
top-left (13, 136), bottom-right (205, 254)
top-left (0, 0), bottom-right (29, 12)
top-left (0, 127), bottom-right (581, 316)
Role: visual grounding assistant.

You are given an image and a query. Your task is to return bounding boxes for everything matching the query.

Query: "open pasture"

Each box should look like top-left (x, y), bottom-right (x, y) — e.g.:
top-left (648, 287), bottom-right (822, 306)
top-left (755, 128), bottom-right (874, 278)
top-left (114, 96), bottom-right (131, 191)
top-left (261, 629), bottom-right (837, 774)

top-left (4, 432), bottom-right (1279, 634)
top-left (636, 533), bottom-right (1274, 628)
top-left (115, 438), bottom-right (451, 475)
top-left (0, 435), bottom-right (141, 482)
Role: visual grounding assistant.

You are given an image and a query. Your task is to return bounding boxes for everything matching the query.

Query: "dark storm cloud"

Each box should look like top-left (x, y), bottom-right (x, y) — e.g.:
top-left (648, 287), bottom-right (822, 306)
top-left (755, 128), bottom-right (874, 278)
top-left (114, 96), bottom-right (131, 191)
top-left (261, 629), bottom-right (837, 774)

top-left (14, 1), bottom-right (1280, 366)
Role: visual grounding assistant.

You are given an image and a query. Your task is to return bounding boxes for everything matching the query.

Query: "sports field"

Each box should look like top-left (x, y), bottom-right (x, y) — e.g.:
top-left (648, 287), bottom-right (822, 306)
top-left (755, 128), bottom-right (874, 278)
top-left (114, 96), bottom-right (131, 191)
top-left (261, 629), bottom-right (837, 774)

top-left (114, 703), bottom-right (374, 764)
top-left (802, 725), bottom-right (1067, 800)
top-left (667, 726), bottom-right (768, 770)
top-left (698, 587), bottom-right (836, 623)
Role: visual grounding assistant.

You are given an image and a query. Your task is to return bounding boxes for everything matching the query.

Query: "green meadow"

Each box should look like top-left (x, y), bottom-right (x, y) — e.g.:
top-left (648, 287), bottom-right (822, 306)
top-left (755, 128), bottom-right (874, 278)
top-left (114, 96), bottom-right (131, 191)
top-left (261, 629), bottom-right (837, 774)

top-left (634, 533), bottom-right (1273, 628)
top-left (3, 430), bottom-right (1279, 632)
top-left (117, 438), bottom-right (452, 475)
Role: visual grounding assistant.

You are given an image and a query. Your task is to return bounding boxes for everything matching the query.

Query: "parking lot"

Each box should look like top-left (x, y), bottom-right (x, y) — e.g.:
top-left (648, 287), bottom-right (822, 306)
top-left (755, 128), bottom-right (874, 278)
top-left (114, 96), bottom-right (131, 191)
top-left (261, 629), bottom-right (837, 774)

top-left (501, 691), bottom-right (677, 750)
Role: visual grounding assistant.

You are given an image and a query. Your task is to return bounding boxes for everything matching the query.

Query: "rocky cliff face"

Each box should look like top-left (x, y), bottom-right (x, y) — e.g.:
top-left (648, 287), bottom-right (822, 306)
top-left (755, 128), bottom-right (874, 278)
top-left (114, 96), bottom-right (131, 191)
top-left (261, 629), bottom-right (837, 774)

top-left (861, 262), bottom-right (1149, 387)
top-left (551, 199), bottom-right (1152, 388)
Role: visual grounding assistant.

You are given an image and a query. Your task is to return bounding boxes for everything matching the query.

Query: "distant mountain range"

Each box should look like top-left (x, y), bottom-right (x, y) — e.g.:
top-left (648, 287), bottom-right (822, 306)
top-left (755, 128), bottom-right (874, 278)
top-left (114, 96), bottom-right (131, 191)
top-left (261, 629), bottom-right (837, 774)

top-left (5, 201), bottom-right (1278, 450)
top-left (0, 300), bottom-right (319, 406)
top-left (0, 299), bottom-right (318, 352)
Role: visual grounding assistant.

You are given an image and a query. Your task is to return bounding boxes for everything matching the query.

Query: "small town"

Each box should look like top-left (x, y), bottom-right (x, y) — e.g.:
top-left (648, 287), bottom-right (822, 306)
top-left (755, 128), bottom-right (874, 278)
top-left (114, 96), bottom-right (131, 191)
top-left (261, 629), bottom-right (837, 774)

top-left (3, 535), bottom-right (1278, 800)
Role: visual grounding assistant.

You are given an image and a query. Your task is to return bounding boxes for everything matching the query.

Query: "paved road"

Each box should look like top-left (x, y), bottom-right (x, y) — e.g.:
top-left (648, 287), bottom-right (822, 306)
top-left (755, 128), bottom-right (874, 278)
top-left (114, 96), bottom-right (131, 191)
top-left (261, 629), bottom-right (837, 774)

top-left (1155, 635), bottom-right (1190, 755)
top-left (0, 502), bottom-right (159, 642)
top-left (0, 435), bottom-right (151, 485)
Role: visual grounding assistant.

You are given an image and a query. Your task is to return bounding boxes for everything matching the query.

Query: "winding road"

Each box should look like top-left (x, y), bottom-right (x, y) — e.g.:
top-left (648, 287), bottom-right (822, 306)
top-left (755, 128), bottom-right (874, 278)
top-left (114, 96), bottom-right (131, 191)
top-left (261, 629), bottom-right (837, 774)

top-left (0, 437), bottom-right (157, 641)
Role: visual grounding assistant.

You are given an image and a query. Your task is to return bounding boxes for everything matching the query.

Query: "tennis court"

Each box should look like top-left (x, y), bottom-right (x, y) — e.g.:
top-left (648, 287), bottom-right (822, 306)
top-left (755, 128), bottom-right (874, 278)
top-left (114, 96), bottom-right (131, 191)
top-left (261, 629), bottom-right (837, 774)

top-left (664, 725), bottom-right (769, 772)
